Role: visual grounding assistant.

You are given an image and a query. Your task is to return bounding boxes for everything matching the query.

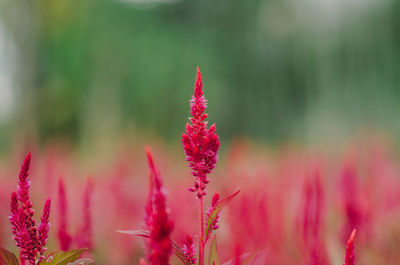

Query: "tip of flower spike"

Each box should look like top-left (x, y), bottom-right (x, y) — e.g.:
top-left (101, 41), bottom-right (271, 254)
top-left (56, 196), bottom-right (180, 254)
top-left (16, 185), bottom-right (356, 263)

top-left (348, 229), bottom-right (356, 244)
top-left (43, 198), bottom-right (51, 216)
top-left (194, 66), bottom-right (203, 99)
top-left (19, 152), bottom-right (31, 182)
top-left (145, 145), bottom-right (162, 190)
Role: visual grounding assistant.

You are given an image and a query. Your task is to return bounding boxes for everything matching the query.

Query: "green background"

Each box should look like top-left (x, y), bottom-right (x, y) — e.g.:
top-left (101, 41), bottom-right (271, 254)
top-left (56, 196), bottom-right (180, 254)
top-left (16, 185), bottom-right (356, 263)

top-left (1, 0), bottom-right (400, 151)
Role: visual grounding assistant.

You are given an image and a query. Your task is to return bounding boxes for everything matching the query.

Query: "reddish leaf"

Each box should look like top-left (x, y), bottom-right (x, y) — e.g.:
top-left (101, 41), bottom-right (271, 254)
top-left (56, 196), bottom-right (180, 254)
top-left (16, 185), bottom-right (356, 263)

top-left (116, 229), bottom-right (150, 238)
top-left (117, 229), bottom-right (192, 265)
top-left (0, 248), bottom-right (19, 265)
top-left (222, 250), bottom-right (267, 265)
top-left (205, 190), bottom-right (241, 240)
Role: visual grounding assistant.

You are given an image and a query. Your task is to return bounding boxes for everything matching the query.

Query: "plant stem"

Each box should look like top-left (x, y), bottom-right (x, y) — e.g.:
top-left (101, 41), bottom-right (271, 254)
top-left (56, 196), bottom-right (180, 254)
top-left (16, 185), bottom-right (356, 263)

top-left (199, 196), bottom-right (204, 265)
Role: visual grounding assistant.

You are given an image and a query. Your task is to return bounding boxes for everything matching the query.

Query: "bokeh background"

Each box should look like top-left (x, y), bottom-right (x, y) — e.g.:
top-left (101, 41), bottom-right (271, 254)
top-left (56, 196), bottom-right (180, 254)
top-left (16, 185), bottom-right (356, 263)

top-left (0, 0), bottom-right (400, 154)
top-left (1, 1), bottom-right (400, 264)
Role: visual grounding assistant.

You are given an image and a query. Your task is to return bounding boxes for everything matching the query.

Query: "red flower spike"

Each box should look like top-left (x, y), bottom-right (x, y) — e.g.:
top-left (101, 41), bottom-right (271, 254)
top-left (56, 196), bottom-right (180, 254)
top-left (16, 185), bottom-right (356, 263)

top-left (145, 147), bottom-right (174, 265)
top-left (37, 198), bottom-right (51, 258)
top-left (182, 67), bottom-right (220, 198)
top-left (9, 153), bottom-right (51, 265)
top-left (343, 229), bottom-right (356, 265)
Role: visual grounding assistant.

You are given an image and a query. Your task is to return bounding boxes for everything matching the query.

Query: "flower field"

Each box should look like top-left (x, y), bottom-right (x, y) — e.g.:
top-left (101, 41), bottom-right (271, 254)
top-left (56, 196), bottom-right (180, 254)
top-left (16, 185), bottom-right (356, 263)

top-left (0, 69), bottom-right (399, 265)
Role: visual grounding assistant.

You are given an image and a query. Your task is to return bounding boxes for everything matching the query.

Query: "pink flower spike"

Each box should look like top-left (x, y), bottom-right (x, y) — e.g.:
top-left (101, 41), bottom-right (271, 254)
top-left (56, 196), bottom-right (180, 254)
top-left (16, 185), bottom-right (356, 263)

top-left (145, 147), bottom-right (174, 265)
top-left (14, 209), bottom-right (36, 265)
top-left (10, 153), bottom-right (40, 265)
top-left (182, 236), bottom-right (196, 265)
top-left (182, 67), bottom-right (220, 198)
top-left (76, 178), bottom-right (93, 250)
top-left (17, 152), bottom-right (31, 204)
top-left (37, 198), bottom-right (51, 257)
top-left (343, 229), bottom-right (356, 265)
top-left (57, 177), bottom-right (72, 251)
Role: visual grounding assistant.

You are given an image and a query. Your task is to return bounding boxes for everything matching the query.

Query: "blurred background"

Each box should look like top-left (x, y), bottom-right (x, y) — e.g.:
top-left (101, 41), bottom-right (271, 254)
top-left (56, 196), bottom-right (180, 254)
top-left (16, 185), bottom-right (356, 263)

top-left (2, 1), bottom-right (400, 264)
top-left (0, 0), bottom-right (399, 152)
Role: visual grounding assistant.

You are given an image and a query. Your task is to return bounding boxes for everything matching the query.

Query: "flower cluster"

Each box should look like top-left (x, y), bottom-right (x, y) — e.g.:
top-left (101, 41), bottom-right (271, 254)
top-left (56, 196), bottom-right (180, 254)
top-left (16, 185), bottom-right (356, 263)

top-left (182, 236), bottom-right (196, 264)
top-left (145, 147), bottom-right (174, 265)
top-left (182, 67), bottom-right (220, 198)
top-left (9, 153), bottom-right (51, 265)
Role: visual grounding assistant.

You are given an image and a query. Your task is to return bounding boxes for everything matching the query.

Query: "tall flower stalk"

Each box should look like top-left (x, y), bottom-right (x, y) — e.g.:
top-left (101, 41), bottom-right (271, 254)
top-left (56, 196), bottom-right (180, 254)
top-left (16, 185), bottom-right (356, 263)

top-left (182, 67), bottom-right (220, 265)
top-left (9, 153), bottom-right (51, 265)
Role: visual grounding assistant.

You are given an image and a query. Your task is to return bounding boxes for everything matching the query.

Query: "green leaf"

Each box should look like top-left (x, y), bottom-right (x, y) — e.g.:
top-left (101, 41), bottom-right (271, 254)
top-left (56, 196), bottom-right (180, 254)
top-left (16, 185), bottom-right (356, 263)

top-left (171, 241), bottom-right (192, 265)
top-left (39, 249), bottom-right (87, 265)
top-left (65, 258), bottom-right (95, 265)
top-left (205, 190), bottom-right (241, 240)
top-left (116, 229), bottom-right (150, 238)
top-left (209, 236), bottom-right (221, 265)
top-left (0, 248), bottom-right (19, 265)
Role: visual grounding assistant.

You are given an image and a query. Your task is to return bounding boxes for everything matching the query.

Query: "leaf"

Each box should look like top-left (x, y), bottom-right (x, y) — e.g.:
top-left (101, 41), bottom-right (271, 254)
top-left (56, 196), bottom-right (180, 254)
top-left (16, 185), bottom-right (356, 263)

top-left (65, 258), bottom-right (95, 265)
top-left (209, 236), bottom-right (221, 265)
top-left (116, 229), bottom-right (150, 238)
top-left (0, 248), bottom-right (19, 265)
top-left (241, 250), bottom-right (258, 265)
top-left (117, 229), bottom-right (192, 265)
top-left (171, 241), bottom-right (192, 265)
top-left (39, 249), bottom-right (87, 265)
top-left (205, 190), bottom-right (240, 240)
top-left (222, 250), bottom-right (267, 265)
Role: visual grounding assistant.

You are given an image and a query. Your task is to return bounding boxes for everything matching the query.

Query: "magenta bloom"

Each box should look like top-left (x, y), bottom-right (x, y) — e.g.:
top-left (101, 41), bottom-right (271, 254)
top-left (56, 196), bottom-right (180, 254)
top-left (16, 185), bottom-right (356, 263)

top-left (37, 198), bottom-right (51, 258)
top-left (9, 152), bottom-right (51, 265)
top-left (182, 67), bottom-right (220, 198)
top-left (343, 229), bottom-right (356, 265)
top-left (145, 147), bottom-right (174, 265)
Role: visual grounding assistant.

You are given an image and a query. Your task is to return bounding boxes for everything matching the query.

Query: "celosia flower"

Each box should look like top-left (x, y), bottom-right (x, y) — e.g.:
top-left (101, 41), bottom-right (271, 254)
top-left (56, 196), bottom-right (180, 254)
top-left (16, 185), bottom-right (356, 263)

top-left (343, 229), bottom-right (356, 265)
top-left (57, 178), bottom-right (72, 251)
top-left (37, 198), bottom-right (51, 258)
top-left (182, 67), bottom-right (220, 198)
top-left (182, 236), bottom-right (196, 264)
top-left (9, 153), bottom-right (51, 265)
top-left (145, 147), bottom-right (174, 265)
